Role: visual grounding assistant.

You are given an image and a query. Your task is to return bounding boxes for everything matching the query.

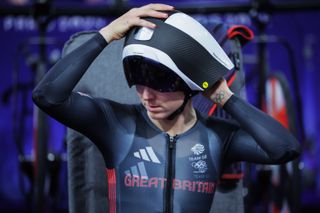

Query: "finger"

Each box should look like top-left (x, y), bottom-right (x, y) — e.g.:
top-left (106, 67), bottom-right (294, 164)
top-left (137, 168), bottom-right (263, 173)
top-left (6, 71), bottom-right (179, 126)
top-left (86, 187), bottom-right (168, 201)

top-left (142, 3), bottom-right (174, 11)
top-left (129, 17), bottom-right (156, 29)
top-left (138, 9), bottom-right (169, 19)
top-left (129, 7), bottom-right (169, 19)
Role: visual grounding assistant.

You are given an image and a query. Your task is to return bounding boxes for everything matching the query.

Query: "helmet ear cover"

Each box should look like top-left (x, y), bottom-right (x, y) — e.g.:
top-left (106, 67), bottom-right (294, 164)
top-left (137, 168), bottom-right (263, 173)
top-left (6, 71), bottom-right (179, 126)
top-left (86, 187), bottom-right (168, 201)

top-left (123, 56), bottom-right (190, 93)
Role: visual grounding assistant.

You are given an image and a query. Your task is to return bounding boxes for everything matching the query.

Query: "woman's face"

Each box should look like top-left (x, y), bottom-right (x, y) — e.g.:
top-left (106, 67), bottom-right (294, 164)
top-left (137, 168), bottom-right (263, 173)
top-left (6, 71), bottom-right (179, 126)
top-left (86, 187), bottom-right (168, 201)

top-left (136, 85), bottom-right (185, 120)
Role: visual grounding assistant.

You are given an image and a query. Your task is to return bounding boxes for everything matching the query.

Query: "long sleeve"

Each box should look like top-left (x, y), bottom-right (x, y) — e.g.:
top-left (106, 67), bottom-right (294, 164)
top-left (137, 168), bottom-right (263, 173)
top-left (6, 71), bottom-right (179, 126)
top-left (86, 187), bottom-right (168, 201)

top-left (223, 95), bottom-right (301, 164)
top-left (32, 33), bottom-right (109, 138)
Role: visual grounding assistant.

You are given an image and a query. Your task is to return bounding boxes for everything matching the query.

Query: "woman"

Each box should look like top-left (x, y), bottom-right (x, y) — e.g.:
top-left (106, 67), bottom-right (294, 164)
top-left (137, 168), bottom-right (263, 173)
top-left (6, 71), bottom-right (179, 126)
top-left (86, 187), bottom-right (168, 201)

top-left (32, 3), bottom-right (300, 213)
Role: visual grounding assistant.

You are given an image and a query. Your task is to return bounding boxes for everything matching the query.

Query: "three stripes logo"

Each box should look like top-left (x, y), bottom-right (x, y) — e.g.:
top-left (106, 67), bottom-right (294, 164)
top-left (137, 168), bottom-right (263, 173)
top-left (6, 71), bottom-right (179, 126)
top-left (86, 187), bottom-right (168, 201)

top-left (124, 146), bottom-right (161, 179)
top-left (133, 146), bottom-right (161, 164)
top-left (124, 162), bottom-right (149, 179)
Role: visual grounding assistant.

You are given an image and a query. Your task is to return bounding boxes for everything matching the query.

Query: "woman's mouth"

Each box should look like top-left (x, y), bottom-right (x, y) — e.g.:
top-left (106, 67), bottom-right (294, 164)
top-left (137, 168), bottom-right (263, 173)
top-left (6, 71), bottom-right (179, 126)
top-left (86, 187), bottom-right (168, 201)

top-left (145, 104), bottom-right (162, 112)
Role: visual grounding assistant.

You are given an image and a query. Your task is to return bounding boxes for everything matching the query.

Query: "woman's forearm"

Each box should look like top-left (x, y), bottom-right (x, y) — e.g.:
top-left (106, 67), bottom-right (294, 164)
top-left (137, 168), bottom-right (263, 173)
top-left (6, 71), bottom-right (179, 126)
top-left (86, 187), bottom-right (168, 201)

top-left (223, 95), bottom-right (301, 162)
top-left (32, 33), bottom-right (107, 107)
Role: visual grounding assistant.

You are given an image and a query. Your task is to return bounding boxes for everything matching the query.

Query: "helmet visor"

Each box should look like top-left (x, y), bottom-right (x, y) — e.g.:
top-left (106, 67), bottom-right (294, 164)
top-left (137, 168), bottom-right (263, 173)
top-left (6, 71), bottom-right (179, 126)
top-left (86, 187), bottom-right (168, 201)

top-left (123, 56), bottom-right (189, 92)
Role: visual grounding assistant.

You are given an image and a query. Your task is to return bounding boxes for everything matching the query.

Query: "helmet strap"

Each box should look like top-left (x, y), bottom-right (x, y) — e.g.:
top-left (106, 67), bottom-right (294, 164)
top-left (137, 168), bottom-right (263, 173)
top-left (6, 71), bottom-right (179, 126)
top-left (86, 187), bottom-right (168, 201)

top-left (167, 92), bottom-right (194, 121)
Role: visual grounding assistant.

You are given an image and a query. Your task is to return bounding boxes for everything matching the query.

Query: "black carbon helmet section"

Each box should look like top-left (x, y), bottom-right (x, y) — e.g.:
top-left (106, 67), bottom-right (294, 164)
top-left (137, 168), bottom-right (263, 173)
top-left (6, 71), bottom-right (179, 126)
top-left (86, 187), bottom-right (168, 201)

top-left (122, 11), bottom-right (234, 92)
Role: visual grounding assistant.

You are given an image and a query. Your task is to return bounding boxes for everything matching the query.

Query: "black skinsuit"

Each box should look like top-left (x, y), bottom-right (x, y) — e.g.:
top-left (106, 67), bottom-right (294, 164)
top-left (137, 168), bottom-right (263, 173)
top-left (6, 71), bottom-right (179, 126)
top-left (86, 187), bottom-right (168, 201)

top-left (32, 33), bottom-right (300, 213)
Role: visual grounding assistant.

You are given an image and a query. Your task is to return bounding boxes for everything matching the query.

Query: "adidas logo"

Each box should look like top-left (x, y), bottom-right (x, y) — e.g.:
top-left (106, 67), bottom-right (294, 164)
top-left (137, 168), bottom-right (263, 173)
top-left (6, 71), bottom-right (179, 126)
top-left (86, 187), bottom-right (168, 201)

top-left (125, 161), bottom-right (149, 179)
top-left (133, 146), bottom-right (161, 164)
top-left (124, 147), bottom-right (161, 179)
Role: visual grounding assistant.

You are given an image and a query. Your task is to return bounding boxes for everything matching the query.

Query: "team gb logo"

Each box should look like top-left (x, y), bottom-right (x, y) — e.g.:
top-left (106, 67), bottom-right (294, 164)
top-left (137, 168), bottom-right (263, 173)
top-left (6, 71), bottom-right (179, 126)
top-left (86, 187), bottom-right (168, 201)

top-left (191, 144), bottom-right (205, 155)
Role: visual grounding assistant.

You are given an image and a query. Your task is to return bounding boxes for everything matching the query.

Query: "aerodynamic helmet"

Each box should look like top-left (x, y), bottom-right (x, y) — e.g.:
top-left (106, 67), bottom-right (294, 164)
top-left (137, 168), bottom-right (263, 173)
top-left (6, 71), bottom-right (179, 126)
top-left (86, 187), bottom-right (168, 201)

top-left (122, 11), bottom-right (234, 93)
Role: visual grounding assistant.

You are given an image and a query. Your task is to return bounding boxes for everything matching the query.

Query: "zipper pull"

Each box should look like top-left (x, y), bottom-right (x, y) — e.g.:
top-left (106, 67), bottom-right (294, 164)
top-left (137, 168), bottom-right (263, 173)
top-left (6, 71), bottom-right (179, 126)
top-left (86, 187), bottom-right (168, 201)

top-left (169, 135), bottom-right (176, 149)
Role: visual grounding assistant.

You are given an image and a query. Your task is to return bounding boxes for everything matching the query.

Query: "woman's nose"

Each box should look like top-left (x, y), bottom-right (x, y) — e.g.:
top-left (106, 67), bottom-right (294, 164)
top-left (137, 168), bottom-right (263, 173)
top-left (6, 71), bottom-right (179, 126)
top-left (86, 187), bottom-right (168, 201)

top-left (137, 85), bottom-right (156, 99)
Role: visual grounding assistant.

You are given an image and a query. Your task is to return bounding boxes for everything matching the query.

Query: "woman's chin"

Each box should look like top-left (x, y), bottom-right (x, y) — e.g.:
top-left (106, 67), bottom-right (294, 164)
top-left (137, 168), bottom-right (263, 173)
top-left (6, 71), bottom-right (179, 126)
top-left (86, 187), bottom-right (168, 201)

top-left (147, 111), bottom-right (168, 120)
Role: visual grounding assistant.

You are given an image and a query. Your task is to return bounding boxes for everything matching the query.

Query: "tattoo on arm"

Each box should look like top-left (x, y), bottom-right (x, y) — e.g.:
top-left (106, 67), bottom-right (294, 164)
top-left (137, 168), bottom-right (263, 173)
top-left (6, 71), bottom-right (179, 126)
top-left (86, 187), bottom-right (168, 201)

top-left (213, 90), bottom-right (226, 105)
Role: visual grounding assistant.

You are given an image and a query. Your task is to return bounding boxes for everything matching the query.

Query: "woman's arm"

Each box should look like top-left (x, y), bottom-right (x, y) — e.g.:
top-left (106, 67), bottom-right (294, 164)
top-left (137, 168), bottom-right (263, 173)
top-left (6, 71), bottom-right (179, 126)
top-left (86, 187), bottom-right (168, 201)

top-left (32, 4), bottom-right (174, 137)
top-left (205, 79), bottom-right (301, 164)
top-left (224, 95), bottom-right (300, 164)
top-left (32, 33), bottom-right (108, 136)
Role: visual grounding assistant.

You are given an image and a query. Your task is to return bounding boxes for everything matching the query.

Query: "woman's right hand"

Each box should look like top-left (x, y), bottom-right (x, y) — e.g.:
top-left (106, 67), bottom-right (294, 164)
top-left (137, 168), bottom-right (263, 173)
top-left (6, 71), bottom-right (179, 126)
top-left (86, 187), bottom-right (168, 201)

top-left (99, 3), bottom-right (174, 43)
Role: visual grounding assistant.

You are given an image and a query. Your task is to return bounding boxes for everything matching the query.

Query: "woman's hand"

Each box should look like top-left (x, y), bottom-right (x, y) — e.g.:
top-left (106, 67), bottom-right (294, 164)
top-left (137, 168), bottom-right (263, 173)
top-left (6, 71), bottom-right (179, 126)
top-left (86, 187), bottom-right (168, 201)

top-left (99, 3), bottom-right (174, 43)
top-left (203, 78), bottom-right (234, 107)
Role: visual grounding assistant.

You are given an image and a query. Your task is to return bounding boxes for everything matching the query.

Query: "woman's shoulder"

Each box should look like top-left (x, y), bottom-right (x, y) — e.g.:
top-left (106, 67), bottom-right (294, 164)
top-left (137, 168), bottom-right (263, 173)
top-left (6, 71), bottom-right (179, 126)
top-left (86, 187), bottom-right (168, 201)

top-left (196, 110), bottom-right (240, 132)
top-left (95, 97), bottom-right (140, 114)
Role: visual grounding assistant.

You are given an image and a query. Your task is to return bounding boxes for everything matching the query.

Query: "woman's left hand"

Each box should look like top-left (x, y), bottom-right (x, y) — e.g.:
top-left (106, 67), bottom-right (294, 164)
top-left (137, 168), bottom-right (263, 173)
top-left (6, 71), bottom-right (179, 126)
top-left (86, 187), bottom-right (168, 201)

top-left (203, 78), bottom-right (234, 107)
